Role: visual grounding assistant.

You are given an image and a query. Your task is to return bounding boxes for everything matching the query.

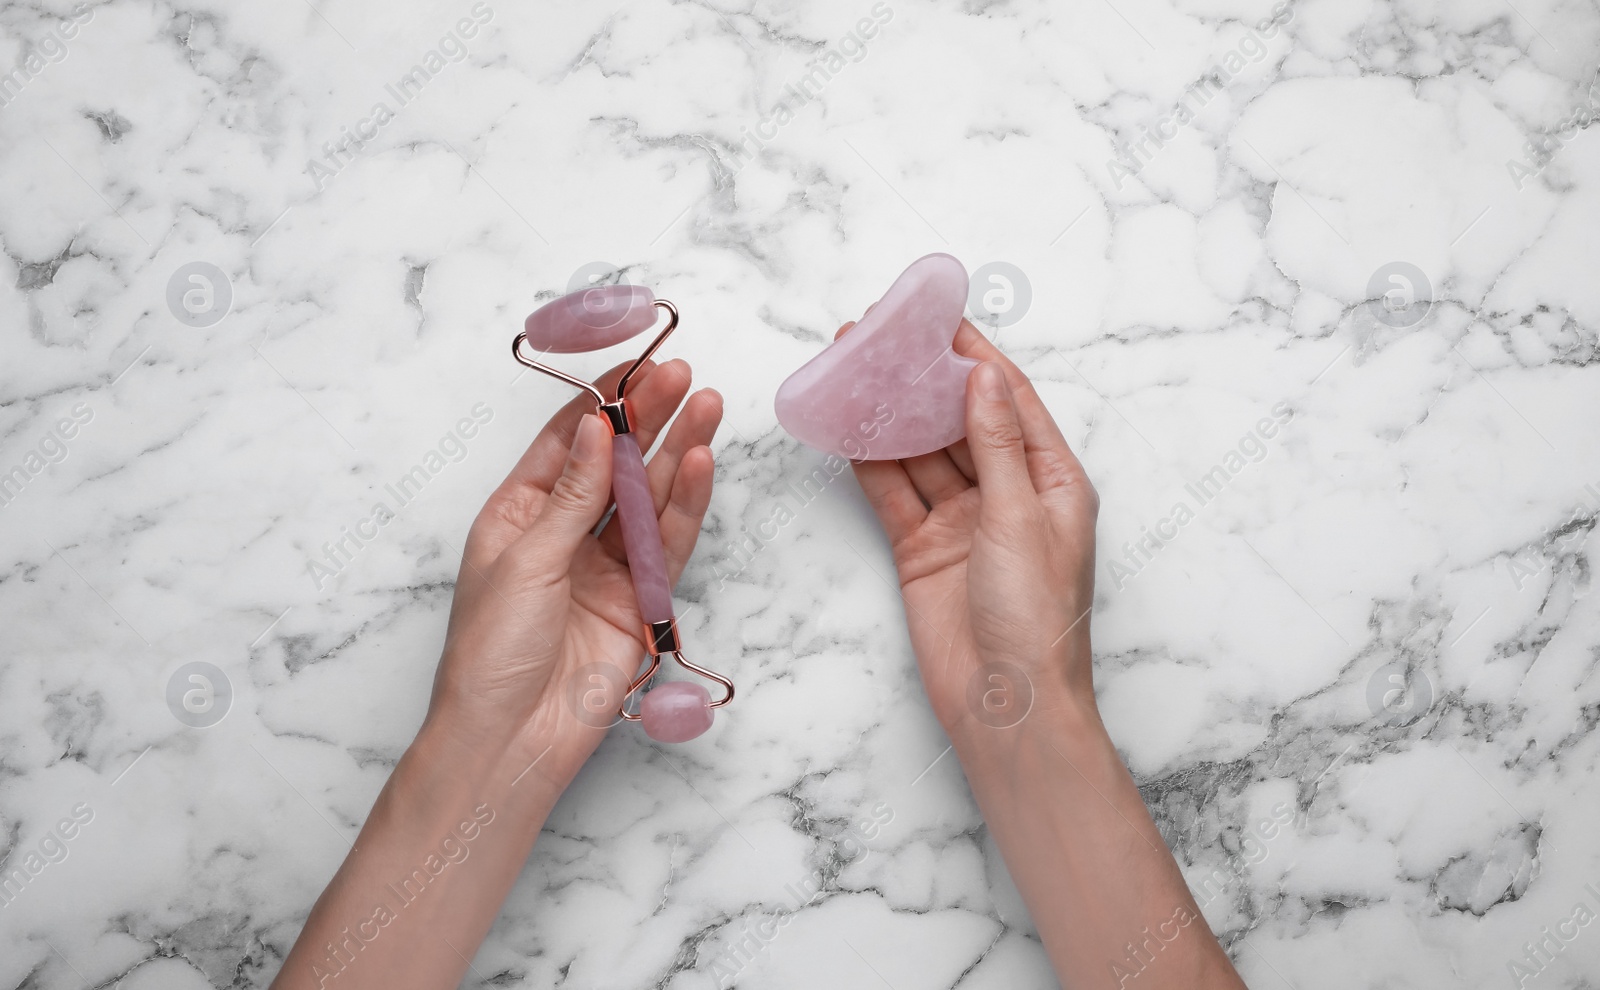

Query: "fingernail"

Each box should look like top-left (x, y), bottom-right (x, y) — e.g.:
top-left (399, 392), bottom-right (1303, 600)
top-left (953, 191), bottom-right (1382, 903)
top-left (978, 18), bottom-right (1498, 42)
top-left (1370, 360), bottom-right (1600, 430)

top-left (572, 414), bottom-right (605, 463)
top-left (977, 362), bottom-right (1008, 400)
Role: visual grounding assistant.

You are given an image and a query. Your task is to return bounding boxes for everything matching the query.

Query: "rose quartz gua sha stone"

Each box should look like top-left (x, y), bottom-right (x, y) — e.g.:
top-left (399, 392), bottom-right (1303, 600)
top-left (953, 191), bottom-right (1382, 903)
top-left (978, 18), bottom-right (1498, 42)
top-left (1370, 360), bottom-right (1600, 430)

top-left (517, 286), bottom-right (732, 743)
top-left (774, 253), bottom-right (976, 460)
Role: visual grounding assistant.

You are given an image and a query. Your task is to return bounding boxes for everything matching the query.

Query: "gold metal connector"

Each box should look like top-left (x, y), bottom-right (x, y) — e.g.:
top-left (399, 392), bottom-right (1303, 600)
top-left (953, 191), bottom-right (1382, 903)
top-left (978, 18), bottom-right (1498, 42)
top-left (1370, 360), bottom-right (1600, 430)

top-left (598, 398), bottom-right (632, 435)
top-left (645, 618), bottom-right (680, 656)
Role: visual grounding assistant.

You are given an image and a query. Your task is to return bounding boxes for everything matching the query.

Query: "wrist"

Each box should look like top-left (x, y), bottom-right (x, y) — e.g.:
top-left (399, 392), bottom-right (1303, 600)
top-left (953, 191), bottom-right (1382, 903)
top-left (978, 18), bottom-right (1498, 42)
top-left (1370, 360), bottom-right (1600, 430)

top-left (951, 685), bottom-right (1108, 779)
top-left (948, 630), bottom-right (1109, 785)
top-left (274, 703), bottom-right (564, 989)
top-left (404, 711), bottom-right (562, 833)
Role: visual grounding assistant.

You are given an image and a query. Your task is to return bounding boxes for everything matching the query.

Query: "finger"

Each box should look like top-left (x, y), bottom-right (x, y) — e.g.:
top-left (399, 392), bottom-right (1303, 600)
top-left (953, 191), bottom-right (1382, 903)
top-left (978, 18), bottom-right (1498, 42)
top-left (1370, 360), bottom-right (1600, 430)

top-left (851, 459), bottom-right (926, 547)
top-left (900, 449), bottom-right (971, 505)
top-left (966, 362), bottom-right (1036, 523)
top-left (495, 357), bottom-right (692, 501)
top-left (659, 445), bottom-right (716, 584)
top-left (598, 388), bottom-right (723, 563)
top-left (946, 439), bottom-right (977, 482)
top-left (499, 358), bottom-right (647, 496)
top-left (838, 318), bottom-right (1049, 492)
top-left (479, 357), bottom-right (697, 553)
top-left (623, 357), bottom-right (696, 456)
top-left (502, 413), bottom-right (614, 581)
top-left (954, 321), bottom-right (1090, 502)
top-left (467, 358), bottom-right (655, 568)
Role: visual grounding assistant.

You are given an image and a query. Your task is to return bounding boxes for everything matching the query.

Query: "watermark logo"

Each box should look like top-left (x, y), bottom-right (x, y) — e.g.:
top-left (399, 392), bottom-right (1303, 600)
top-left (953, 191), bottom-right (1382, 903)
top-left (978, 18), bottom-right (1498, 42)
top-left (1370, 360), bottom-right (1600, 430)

top-left (559, 261), bottom-right (646, 331)
top-left (966, 661), bottom-right (1034, 728)
top-left (310, 803), bottom-right (496, 985)
top-left (307, 402), bottom-right (494, 590)
top-left (1189, 801), bottom-right (1298, 909)
top-left (729, 3), bottom-right (894, 174)
top-left (1107, 402), bottom-right (1295, 591)
top-left (1365, 262), bottom-right (1432, 329)
top-left (0, 802), bottom-right (94, 909)
top-left (1108, 904), bottom-right (1201, 986)
top-left (566, 663), bottom-right (627, 728)
top-left (305, 4), bottom-right (495, 191)
top-left (0, 4), bottom-right (93, 111)
top-left (167, 262), bottom-right (233, 328)
top-left (1503, 484), bottom-right (1600, 591)
top-left (1506, 880), bottom-right (1600, 986)
top-left (166, 661), bottom-right (233, 728)
top-left (1365, 662), bottom-right (1433, 727)
top-left (1106, 2), bottom-right (1293, 189)
top-left (566, 261), bottom-right (630, 294)
top-left (1506, 77), bottom-right (1600, 191)
top-left (0, 402), bottom-right (94, 509)
top-left (966, 261), bottom-right (1032, 329)
top-left (710, 404), bottom-right (894, 590)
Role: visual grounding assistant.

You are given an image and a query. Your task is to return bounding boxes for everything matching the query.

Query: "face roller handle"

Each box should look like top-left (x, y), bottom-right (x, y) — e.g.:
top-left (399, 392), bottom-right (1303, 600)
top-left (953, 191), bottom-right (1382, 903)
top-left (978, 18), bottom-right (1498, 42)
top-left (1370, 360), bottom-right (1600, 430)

top-left (610, 433), bottom-right (673, 623)
top-left (609, 430), bottom-right (735, 727)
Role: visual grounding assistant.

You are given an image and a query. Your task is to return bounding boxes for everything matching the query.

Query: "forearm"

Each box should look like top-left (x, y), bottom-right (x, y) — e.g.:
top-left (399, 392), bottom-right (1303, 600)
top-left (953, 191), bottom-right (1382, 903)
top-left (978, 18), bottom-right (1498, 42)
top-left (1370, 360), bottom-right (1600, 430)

top-left (271, 717), bottom-right (560, 990)
top-left (951, 638), bottom-right (1245, 990)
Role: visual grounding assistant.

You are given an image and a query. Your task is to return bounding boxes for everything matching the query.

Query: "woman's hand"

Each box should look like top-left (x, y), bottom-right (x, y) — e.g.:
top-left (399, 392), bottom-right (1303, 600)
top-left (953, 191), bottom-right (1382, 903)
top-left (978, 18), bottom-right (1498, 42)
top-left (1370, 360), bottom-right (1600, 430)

top-left (844, 320), bottom-right (1100, 739)
top-left (271, 361), bottom-right (721, 990)
top-left (846, 322), bottom-right (1245, 989)
top-left (427, 357), bottom-right (722, 791)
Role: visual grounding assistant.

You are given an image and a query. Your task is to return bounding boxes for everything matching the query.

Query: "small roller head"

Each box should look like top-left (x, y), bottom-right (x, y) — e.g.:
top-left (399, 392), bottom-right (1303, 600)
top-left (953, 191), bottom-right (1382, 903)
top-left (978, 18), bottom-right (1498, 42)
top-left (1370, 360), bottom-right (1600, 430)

top-left (640, 681), bottom-right (713, 742)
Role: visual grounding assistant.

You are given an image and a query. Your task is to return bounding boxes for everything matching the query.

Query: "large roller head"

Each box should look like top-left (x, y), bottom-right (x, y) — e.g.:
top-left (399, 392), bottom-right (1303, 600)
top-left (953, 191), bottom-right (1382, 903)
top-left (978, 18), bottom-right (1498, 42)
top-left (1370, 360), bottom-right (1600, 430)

top-left (523, 284), bottom-right (658, 353)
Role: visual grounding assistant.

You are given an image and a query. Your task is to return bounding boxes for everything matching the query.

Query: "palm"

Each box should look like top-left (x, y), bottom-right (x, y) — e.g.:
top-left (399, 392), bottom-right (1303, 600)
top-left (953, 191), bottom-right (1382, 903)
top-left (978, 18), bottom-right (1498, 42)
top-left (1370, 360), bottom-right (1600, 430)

top-left (431, 357), bottom-right (722, 788)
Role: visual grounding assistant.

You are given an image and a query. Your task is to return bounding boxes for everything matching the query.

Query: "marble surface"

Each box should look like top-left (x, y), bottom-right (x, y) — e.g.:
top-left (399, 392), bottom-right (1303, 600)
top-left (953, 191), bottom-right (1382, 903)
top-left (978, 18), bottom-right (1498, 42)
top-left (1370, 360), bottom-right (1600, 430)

top-left (2, 0), bottom-right (1599, 987)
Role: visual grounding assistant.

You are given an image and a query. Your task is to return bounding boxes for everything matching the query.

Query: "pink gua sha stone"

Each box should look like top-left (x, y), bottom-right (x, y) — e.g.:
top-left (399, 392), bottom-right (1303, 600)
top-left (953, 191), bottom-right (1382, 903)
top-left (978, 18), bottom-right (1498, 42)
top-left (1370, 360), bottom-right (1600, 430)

top-left (523, 282), bottom-right (717, 743)
top-left (523, 284), bottom-right (657, 352)
top-left (774, 253), bottom-right (976, 460)
top-left (640, 681), bottom-right (713, 743)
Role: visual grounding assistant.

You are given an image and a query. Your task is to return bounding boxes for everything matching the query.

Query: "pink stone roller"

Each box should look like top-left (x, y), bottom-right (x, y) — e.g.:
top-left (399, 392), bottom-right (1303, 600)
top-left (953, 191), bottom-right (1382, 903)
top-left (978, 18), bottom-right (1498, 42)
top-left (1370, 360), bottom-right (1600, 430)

top-left (775, 253), bottom-right (976, 460)
top-left (513, 284), bottom-right (733, 742)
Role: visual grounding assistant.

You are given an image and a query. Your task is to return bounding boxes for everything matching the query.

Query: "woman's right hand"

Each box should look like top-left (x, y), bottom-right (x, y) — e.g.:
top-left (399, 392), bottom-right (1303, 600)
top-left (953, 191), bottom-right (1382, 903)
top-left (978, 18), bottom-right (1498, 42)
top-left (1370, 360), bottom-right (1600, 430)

top-left (844, 321), bottom-right (1247, 990)
top-left (842, 319), bottom-right (1102, 741)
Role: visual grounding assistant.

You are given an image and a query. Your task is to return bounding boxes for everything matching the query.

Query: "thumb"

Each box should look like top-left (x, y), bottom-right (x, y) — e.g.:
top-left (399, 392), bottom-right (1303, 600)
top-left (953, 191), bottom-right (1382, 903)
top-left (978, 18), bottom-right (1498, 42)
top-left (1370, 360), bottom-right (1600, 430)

top-left (513, 413), bottom-right (613, 577)
top-left (966, 362), bottom-right (1035, 518)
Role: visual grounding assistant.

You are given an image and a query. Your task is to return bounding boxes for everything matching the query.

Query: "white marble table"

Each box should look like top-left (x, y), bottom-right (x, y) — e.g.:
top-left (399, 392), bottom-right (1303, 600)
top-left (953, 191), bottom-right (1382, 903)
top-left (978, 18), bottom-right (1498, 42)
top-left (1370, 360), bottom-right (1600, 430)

top-left (2, 1), bottom-right (1598, 987)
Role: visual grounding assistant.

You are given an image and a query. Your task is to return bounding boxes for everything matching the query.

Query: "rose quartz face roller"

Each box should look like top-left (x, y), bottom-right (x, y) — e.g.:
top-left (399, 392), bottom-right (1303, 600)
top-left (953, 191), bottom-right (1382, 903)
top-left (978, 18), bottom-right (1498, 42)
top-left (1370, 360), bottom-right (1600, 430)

top-left (775, 253), bottom-right (976, 460)
top-left (513, 284), bottom-right (733, 742)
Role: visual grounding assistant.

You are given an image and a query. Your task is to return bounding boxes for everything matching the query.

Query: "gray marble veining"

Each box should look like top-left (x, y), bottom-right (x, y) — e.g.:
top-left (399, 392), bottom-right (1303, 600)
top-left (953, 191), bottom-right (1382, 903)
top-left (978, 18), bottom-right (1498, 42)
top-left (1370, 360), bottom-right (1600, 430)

top-left (2, 0), bottom-right (1599, 987)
